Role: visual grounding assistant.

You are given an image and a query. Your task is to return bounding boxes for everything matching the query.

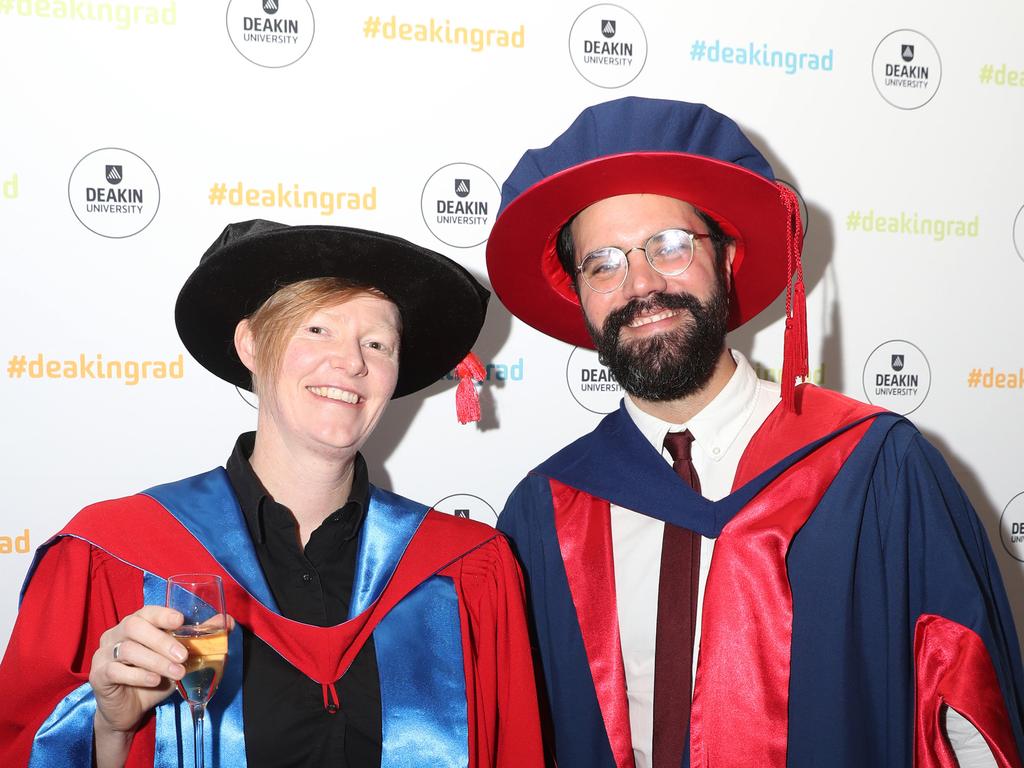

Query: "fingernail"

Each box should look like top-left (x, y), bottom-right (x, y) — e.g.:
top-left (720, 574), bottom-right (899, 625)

top-left (172, 645), bottom-right (188, 662)
top-left (168, 663), bottom-right (185, 679)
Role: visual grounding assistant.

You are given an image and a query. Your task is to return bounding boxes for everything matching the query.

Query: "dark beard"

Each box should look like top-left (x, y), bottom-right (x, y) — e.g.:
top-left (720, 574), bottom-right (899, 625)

top-left (586, 279), bottom-right (730, 402)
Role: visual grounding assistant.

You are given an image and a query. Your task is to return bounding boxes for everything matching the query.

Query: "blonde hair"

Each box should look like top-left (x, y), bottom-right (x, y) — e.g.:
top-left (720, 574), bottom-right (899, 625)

top-left (245, 277), bottom-right (398, 397)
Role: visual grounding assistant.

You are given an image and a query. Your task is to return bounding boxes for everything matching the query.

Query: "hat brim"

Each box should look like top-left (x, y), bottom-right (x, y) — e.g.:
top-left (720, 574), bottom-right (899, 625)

top-left (176, 225), bottom-right (488, 397)
top-left (486, 152), bottom-right (789, 348)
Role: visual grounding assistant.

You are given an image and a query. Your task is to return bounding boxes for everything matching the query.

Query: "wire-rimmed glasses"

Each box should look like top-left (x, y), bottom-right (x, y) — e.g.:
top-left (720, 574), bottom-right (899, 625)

top-left (576, 227), bottom-right (712, 293)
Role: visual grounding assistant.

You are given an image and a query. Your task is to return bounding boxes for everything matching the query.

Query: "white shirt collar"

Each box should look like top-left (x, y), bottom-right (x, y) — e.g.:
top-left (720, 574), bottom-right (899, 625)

top-left (623, 350), bottom-right (762, 462)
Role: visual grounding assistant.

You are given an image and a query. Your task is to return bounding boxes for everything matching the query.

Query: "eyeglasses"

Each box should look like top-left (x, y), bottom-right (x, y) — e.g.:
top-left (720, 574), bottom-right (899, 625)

top-left (576, 228), bottom-right (712, 294)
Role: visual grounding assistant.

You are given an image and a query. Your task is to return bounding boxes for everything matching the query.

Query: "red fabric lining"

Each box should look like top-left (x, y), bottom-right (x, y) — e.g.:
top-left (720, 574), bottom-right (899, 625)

top-left (735, 385), bottom-right (884, 484)
top-left (61, 500), bottom-right (494, 685)
top-left (550, 478), bottom-right (635, 768)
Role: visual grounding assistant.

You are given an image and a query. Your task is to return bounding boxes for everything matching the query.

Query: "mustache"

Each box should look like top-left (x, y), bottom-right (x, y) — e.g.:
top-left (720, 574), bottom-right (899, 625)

top-left (603, 291), bottom-right (704, 336)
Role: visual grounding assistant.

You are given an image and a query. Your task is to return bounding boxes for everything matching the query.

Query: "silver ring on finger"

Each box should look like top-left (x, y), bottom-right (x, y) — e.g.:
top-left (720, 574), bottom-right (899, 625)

top-left (112, 641), bottom-right (123, 662)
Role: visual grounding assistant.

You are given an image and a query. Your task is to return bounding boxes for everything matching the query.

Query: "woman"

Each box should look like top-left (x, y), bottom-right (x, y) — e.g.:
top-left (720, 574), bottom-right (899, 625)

top-left (0, 220), bottom-right (544, 767)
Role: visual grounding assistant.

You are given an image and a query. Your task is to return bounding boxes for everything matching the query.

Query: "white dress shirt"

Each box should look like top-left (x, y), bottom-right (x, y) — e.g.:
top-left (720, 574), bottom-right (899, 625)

top-left (609, 350), bottom-right (993, 768)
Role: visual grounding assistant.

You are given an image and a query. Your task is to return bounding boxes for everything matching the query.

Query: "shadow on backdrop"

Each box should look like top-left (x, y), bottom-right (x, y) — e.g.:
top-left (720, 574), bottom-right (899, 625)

top-left (361, 266), bottom-right (512, 491)
top-left (728, 127), bottom-right (842, 392)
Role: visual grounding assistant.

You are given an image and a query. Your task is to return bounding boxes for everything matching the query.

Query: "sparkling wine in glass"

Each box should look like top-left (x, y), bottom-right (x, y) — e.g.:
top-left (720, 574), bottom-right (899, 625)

top-left (166, 574), bottom-right (228, 768)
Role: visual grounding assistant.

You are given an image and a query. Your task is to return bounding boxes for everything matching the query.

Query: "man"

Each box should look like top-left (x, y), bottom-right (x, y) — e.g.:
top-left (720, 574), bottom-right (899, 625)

top-left (486, 97), bottom-right (1024, 768)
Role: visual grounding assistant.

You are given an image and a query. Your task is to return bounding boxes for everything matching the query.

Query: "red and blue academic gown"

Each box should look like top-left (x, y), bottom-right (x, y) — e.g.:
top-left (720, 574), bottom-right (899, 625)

top-left (0, 469), bottom-right (543, 767)
top-left (497, 386), bottom-right (1024, 768)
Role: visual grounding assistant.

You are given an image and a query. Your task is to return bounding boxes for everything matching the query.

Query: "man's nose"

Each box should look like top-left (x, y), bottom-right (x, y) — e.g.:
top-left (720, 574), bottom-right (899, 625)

top-left (620, 248), bottom-right (667, 300)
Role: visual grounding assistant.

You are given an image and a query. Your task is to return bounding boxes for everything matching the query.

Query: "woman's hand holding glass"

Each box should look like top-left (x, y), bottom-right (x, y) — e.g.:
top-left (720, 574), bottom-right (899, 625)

top-left (88, 595), bottom-right (234, 768)
top-left (88, 605), bottom-right (189, 764)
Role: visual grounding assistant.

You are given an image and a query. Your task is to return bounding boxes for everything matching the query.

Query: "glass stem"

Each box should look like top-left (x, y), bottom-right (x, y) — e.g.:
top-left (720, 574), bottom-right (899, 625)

top-left (190, 703), bottom-right (205, 768)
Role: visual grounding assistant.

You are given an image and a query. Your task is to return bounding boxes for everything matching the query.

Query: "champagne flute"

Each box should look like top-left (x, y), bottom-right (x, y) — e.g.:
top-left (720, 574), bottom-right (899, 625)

top-left (166, 574), bottom-right (228, 768)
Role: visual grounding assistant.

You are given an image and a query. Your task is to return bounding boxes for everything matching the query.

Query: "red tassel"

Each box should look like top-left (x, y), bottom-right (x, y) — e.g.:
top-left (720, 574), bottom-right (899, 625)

top-left (782, 317), bottom-right (797, 412)
top-left (455, 350), bottom-right (486, 380)
top-left (454, 351), bottom-right (485, 424)
top-left (778, 183), bottom-right (809, 413)
top-left (792, 280), bottom-right (808, 379)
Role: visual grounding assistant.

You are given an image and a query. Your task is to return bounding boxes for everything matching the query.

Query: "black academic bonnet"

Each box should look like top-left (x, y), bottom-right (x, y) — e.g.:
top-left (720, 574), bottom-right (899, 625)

top-left (176, 219), bottom-right (490, 398)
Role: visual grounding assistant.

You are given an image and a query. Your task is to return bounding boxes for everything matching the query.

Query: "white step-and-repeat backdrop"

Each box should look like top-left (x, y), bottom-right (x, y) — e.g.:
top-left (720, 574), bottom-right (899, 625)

top-left (1, 1), bottom-right (1023, 656)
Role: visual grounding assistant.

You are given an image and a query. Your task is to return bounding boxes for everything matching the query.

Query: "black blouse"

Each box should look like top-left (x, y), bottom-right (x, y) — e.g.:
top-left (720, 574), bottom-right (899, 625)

top-left (225, 432), bottom-right (382, 767)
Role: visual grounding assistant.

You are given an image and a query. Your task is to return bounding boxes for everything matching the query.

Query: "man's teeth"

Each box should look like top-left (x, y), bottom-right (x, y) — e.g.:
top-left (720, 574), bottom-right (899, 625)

top-left (307, 386), bottom-right (360, 403)
top-left (628, 309), bottom-right (678, 328)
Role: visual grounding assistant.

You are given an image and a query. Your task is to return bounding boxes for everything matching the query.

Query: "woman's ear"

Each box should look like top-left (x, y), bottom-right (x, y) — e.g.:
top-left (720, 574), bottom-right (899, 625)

top-left (234, 318), bottom-right (257, 374)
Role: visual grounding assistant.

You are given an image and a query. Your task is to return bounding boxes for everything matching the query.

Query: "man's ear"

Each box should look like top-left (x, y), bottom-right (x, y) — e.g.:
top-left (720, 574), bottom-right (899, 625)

top-left (723, 241), bottom-right (737, 293)
top-left (234, 319), bottom-right (257, 374)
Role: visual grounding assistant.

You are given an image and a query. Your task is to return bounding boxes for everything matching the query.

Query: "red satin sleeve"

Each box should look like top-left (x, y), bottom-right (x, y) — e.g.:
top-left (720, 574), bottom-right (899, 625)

top-left (914, 614), bottom-right (1023, 768)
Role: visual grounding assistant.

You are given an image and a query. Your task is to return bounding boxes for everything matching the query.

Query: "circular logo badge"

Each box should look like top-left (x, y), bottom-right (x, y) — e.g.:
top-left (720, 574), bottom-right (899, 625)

top-left (1013, 204), bottom-right (1024, 263)
top-left (226, 0), bottom-right (315, 68)
top-left (568, 4), bottom-right (647, 88)
top-left (861, 339), bottom-right (931, 415)
top-left (432, 493), bottom-right (498, 527)
top-left (1000, 492), bottom-right (1024, 562)
top-left (871, 29), bottom-right (942, 110)
top-left (566, 346), bottom-right (623, 414)
top-left (777, 179), bottom-right (809, 239)
top-left (420, 162), bottom-right (501, 249)
top-left (68, 148), bottom-right (160, 238)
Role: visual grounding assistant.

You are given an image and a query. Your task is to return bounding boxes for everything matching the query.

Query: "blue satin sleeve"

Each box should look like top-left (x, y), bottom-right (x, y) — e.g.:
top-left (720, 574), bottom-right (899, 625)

top-left (28, 682), bottom-right (96, 767)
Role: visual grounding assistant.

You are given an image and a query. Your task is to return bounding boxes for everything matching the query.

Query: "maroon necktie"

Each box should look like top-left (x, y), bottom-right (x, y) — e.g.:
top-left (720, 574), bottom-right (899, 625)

top-left (652, 430), bottom-right (702, 768)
